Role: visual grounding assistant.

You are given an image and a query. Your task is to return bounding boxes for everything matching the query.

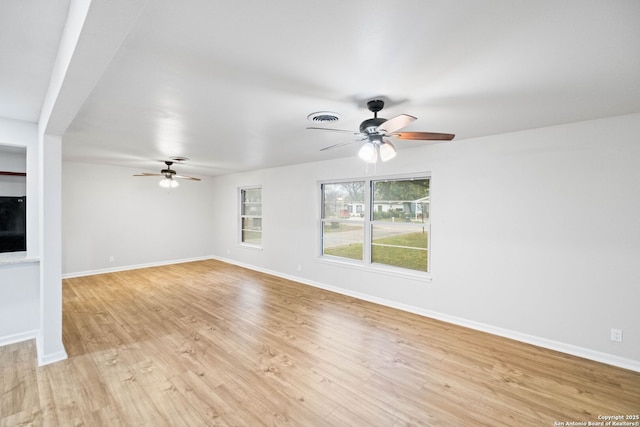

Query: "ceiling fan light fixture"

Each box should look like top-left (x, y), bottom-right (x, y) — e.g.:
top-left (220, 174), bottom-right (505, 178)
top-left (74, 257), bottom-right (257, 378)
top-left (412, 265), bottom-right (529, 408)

top-left (358, 142), bottom-right (378, 163)
top-left (379, 140), bottom-right (396, 162)
top-left (159, 177), bottom-right (179, 188)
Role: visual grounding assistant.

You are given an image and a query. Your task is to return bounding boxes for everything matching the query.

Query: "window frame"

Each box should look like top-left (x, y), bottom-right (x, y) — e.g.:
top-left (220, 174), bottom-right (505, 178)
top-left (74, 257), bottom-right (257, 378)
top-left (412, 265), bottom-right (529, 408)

top-left (239, 185), bottom-right (263, 249)
top-left (320, 180), bottom-right (367, 262)
top-left (319, 173), bottom-right (432, 280)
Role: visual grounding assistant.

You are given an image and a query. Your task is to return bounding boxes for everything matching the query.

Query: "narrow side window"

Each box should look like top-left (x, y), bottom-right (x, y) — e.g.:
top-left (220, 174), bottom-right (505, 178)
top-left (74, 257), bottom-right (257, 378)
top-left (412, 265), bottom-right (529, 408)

top-left (240, 187), bottom-right (262, 247)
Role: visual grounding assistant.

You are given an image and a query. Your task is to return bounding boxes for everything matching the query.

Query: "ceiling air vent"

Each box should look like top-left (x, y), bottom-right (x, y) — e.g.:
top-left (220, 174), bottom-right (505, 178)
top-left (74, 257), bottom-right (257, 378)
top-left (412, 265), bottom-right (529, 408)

top-left (169, 156), bottom-right (190, 162)
top-left (307, 111), bottom-right (340, 123)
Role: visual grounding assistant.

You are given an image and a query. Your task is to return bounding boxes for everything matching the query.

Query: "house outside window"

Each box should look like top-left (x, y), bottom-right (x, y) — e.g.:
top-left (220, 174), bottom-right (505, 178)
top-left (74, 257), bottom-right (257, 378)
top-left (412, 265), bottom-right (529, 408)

top-left (240, 186), bottom-right (262, 247)
top-left (321, 176), bottom-right (430, 273)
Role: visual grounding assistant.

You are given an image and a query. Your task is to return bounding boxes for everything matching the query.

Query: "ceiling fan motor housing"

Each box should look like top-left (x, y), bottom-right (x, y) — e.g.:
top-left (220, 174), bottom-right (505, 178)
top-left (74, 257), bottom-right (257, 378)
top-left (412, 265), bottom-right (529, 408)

top-left (360, 100), bottom-right (387, 134)
top-left (161, 161), bottom-right (176, 178)
top-left (367, 99), bottom-right (384, 113)
top-left (360, 117), bottom-right (387, 134)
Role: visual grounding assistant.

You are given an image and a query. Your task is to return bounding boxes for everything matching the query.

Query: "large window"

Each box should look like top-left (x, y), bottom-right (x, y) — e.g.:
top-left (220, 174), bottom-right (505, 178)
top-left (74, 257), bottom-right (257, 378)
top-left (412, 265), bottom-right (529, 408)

top-left (240, 186), bottom-right (262, 247)
top-left (321, 176), bottom-right (430, 273)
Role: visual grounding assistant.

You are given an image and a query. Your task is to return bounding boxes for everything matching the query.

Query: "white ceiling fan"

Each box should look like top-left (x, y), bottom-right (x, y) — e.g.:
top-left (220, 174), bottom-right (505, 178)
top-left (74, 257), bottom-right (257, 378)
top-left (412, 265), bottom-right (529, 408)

top-left (134, 160), bottom-right (201, 188)
top-left (308, 100), bottom-right (455, 163)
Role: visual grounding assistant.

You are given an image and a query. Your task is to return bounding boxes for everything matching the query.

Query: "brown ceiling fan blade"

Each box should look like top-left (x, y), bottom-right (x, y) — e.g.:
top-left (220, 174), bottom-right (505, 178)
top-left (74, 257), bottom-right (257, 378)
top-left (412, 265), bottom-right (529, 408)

top-left (377, 114), bottom-right (416, 134)
top-left (0, 171), bottom-right (26, 176)
top-left (133, 173), bottom-right (162, 176)
top-left (174, 175), bottom-right (201, 181)
top-left (394, 132), bottom-right (455, 141)
top-left (307, 126), bottom-right (362, 135)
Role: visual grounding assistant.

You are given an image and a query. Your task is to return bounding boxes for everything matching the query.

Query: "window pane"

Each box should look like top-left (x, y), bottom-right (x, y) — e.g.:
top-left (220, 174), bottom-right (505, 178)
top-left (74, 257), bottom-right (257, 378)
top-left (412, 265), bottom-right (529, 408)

top-left (242, 202), bottom-right (262, 216)
top-left (373, 178), bottom-right (429, 221)
top-left (371, 224), bottom-right (428, 271)
top-left (242, 230), bottom-right (262, 245)
top-left (241, 217), bottom-right (262, 245)
top-left (242, 217), bottom-right (262, 231)
top-left (242, 188), bottom-right (262, 203)
top-left (322, 222), bottom-right (363, 261)
top-left (322, 182), bottom-right (365, 219)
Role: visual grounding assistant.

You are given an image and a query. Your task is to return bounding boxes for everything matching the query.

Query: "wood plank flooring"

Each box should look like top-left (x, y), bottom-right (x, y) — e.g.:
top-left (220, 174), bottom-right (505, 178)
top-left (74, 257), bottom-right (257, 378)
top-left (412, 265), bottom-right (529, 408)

top-left (1, 259), bottom-right (639, 426)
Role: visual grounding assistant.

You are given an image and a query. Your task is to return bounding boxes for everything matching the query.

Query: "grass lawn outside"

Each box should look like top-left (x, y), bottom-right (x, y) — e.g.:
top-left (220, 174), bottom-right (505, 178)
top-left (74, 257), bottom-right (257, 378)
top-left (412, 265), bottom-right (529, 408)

top-left (323, 231), bottom-right (428, 271)
top-left (323, 222), bottom-right (363, 233)
top-left (371, 245), bottom-right (427, 271)
top-left (324, 243), bottom-right (363, 260)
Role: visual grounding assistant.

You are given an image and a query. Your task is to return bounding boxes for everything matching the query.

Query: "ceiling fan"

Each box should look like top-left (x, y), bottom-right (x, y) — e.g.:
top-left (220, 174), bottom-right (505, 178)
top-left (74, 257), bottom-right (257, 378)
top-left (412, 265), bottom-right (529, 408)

top-left (307, 99), bottom-right (455, 163)
top-left (134, 160), bottom-right (201, 188)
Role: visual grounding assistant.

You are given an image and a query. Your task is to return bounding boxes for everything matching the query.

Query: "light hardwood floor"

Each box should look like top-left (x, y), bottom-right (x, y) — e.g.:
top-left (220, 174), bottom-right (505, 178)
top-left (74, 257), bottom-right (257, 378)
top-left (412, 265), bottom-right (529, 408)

top-left (1, 259), bottom-right (639, 426)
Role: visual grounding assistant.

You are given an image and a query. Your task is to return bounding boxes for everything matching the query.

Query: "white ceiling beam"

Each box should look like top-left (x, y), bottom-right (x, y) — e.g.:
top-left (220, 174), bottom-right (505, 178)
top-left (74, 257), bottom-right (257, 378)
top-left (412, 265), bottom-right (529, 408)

top-left (40, 0), bottom-right (149, 136)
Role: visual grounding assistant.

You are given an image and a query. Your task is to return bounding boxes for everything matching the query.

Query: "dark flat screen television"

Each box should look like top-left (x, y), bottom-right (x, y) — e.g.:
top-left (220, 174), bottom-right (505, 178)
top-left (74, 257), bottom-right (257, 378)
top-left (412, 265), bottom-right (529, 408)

top-left (0, 196), bottom-right (26, 253)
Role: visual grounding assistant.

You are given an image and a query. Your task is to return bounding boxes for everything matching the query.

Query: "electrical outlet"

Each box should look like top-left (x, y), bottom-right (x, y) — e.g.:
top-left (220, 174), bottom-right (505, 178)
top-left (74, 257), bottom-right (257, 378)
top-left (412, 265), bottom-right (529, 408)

top-left (610, 328), bottom-right (623, 343)
top-left (297, 264), bottom-right (302, 272)
top-left (108, 256), bottom-right (115, 263)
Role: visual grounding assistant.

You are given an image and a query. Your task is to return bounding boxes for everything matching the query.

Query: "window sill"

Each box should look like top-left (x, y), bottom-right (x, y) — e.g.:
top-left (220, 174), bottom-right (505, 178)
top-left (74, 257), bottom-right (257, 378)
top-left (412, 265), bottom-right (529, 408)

top-left (238, 243), bottom-right (263, 251)
top-left (0, 252), bottom-right (39, 266)
top-left (316, 256), bottom-right (432, 283)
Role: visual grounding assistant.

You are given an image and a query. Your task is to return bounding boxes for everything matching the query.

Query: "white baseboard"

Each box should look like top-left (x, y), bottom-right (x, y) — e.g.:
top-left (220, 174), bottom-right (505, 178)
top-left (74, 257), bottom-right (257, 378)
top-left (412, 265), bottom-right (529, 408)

top-left (35, 335), bottom-right (68, 366)
top-left (0, 330), bottom-right (38, 347)
top-left (37, 349), bottom-right (68, 366)
top-left (62, 255), bottom-right (214, 279)
top-left (1, 331), bottom-right (68, 366)
top-left (210, 255), bottom-right (640, 373)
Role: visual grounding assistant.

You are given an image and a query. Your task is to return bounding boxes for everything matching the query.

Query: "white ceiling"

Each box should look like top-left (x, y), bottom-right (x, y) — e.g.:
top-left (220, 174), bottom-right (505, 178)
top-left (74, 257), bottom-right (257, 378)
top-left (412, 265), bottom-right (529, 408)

top-left (2, 0), bottom-right (640, 177)
top-left (0, 0), bottom-right (71, 123)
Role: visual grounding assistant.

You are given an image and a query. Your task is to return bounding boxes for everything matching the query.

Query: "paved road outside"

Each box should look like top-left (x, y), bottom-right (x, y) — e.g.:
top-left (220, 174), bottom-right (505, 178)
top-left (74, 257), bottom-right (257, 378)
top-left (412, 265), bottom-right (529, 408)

top-left (323, 219), bottom-right (428, 249)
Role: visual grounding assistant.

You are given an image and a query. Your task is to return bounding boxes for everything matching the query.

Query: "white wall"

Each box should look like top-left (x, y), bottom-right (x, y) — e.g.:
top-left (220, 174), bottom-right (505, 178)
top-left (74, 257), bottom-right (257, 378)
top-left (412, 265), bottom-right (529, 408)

top-left (0, 262), bottom-right (39, 342)
top-left (62, 162), bottom-right (216, 276)
top-left (209, 114), bottom-right (640, 367)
